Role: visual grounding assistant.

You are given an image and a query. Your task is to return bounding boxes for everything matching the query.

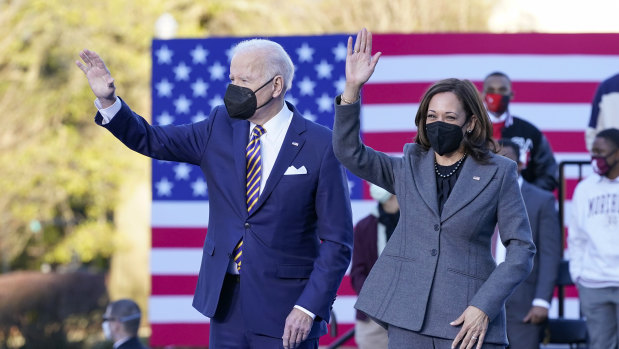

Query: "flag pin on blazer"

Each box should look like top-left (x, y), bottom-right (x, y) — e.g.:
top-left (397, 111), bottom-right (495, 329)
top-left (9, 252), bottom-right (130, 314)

top-left (292, 142), bottom-right (299, 146)
top-left (473, 176), bottom-right (480, 181)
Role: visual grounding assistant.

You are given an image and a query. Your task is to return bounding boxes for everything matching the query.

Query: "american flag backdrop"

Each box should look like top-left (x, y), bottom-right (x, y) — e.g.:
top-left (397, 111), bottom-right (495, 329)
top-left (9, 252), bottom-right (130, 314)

top-left (149, 33), bottom-right (619, 347)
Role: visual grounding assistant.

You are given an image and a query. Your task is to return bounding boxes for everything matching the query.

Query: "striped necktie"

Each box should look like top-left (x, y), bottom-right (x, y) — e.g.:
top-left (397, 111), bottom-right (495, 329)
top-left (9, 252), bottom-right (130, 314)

top-left (233, 125), bottom-right (265, 271)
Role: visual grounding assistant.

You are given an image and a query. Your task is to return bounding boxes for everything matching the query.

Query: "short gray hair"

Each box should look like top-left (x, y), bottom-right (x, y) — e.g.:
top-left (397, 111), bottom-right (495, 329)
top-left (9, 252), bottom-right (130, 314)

top-left (232, 39), bottom-right (295, 92)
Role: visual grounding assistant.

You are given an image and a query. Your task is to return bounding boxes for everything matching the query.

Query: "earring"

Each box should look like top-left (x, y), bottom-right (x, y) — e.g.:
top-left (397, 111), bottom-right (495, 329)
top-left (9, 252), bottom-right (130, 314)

top-left (466, 129), bottom-right (472, 134)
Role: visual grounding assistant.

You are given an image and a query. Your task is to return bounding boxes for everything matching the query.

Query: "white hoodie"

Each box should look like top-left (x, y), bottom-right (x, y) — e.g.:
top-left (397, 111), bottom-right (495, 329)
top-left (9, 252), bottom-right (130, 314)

top-left (568, 173), bottom-right (619, 288)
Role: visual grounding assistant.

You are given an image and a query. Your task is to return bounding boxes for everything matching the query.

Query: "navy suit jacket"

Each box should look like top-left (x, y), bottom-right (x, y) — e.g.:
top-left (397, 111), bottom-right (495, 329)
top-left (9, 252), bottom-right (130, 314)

top-left (97, 99), bottom-right (353, 339)
top-left (505, 180), bottom-right (561, 320)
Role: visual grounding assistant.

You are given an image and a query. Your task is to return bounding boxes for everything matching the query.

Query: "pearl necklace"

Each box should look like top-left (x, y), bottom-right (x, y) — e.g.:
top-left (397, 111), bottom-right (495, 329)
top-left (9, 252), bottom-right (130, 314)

top-left (435, 153), bottom-right (467, 178)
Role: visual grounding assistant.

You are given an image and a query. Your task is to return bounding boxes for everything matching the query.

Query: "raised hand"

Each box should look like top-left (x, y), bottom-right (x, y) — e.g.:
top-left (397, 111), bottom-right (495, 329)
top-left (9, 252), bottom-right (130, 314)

top-left (342, 28), bottom-right (382, 103)
top-left (75, 49), bottom-right (117, 108)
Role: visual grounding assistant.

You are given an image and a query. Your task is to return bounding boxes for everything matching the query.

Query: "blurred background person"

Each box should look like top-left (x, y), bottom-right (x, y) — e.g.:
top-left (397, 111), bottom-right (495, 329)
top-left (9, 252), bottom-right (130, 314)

top-left (498, 139), bottom-right (562, 349)
top-left (334, 29), bottom-right (535, 349)
top-left (569, 128), bottom-right (619, 349)
top-left (586, 73), bottom-right (619, 151)
top-left (102, 299), bottom-right (149, 349)
top-left (350, 183), bottom-right (400, 349)
top-left (482, 71), bottom-right (558, 191)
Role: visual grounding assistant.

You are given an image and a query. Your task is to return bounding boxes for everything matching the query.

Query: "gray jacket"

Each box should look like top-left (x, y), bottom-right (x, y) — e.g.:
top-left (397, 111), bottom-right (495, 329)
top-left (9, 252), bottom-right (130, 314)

top-left (332, 100), bottom-right (535, 345)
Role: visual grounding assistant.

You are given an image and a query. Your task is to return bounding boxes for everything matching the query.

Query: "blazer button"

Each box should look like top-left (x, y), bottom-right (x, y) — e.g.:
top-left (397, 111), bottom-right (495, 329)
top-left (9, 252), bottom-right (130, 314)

top-left (434, 224), bottom-right (439, 231)
top-left (244, 222), bottom-right (250, 228)
top-left (431, 249), bottom-right (438, 256)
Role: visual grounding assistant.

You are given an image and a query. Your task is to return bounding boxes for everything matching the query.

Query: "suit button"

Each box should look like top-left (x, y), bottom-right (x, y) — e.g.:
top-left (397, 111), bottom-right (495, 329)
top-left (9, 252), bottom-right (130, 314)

top-left (244, 223), bottom-right (250, 228)
top-left (434, 224), bottom-right (439, 231)
top-left (431, 249), bottom-right (437, 256)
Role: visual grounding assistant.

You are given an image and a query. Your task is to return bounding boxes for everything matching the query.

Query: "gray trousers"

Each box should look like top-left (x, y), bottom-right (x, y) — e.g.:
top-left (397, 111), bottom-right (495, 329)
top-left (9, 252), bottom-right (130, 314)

top-left (577, 284), bottom-right (619, 349)
top-left (387, 324), bottom-right (506, 349)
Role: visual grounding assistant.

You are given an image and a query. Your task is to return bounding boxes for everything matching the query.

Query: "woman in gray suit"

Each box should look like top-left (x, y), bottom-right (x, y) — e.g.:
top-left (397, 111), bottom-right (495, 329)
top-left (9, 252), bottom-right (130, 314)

top-left (333, 29), bottom-right (536, 349)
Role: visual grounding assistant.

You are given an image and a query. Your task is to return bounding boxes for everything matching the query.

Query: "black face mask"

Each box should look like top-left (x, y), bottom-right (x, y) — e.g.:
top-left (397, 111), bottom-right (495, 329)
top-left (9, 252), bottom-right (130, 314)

top-left (224, 77), bottom-right (275, 120)
top-left (426, 121), bottom-right (465, 156)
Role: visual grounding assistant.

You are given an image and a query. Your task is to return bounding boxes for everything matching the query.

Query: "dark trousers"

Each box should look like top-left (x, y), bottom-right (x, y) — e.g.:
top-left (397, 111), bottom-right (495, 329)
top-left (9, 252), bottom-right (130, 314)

top-left (209, 273), bottom-right (319, 349)
top-left (387, 324), bottom-right (506, 349)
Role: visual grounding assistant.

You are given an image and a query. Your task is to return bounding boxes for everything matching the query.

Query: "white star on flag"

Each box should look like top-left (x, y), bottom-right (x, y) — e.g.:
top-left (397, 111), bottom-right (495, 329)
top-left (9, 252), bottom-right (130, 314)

top-left (155, 177), bottom-right (173, 197)
top-left (191, 178), bottom-right (208, 197)
top-left (303, 110), bottom-right (317, 122)
top-left (315, 60), bottom-right (333, 79)
top-left (225, 45), bottom-right (236, 62)
top-left (192, 111), bottom-right (208, 123)
top-left (316, 93), bottom-right (332, 112)
top-left (298, 77), bottom-right (316, 96)
top-left (174, 95), bottom-right (192, 114)
top-left (347, 179), bottom-right (355, 196)
top-left (155, 45), bottom-right (173, 64)
top-left (155, 79), bottom-right (174, 97)
top-left (156, 111), bottom-right (174, 125)
top-left (334, 76), bottom-right (346, 94)
top-left (173, 163), bottom-right (192, 180)
top-left (209, 61), bottom-right (226, 80)
top-left (190, 45), bottom-right (208, 64)
top-left (332, 43), bottom-right (347, 61)
top-left (296, 43), bottom-right (314, 62)
top-left (173, 62), bottom-right (191, 81)
top-left (191, 79), bottom-right (209, 97)
top-left (286, 95), bottom-right (299, 106)
top-left (209, 95), bottom-right (224, 110)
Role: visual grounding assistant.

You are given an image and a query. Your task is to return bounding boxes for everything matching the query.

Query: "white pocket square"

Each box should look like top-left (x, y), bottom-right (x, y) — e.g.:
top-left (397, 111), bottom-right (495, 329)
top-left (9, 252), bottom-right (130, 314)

top-left (284, 165), bottom-right (307, 175)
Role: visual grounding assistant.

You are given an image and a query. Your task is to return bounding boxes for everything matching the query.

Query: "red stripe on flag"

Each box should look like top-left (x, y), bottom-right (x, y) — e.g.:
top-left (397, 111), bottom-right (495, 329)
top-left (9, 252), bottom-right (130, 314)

top-left (319, 323), bottom-right (356, 346)
top-left (337, 275), bottom-right (356, 296)
top-left (152, 227), bottom-right (206, 248)
top-left (150, 323), bottom-right (209, 347)
top-left (152, 275), bottom-right (198, 295)
top-left (373, 33), bottom-right (619, 55)
top-left (363, 81), bottom-right (598, 105)
top-left (152, 275), bottom-right (359, 296)
top-left (363, 131), bottom-right (586, 153)
top-left (150, 323), bottom-right (357, 347)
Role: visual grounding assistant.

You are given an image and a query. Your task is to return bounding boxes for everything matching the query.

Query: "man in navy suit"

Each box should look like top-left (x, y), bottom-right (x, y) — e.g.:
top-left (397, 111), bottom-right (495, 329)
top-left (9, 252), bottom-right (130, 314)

top-left (76, 40), bottom-right (353, 349)
top-left (498, 139), bottom-right (562, 348)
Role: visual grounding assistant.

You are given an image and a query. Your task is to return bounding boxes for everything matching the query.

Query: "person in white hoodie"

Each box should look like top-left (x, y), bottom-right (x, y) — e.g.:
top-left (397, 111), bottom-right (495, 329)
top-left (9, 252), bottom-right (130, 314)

top-left (569, 127), bottom-right (619, 349)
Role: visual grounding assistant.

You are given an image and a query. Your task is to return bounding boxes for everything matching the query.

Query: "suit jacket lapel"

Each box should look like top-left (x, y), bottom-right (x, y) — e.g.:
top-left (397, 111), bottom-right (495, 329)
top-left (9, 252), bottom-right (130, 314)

top-left (440, 157), bottom-right (497, 222)
top-left (232, 119), bottom-right (250, 218)
top-left (412, 149), bottom-right (440, 217)
top-left (250, 106), bottom-right (306, 215)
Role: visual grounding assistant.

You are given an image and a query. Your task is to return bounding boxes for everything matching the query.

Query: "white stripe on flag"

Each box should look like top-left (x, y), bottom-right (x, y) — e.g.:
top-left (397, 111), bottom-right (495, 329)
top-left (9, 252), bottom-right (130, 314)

top-left (370, 55), bottom-right (619, 83)
top-left (148, 295), bottom-right (358, 324)
top-left (151, 248), bottom-right (202, 275)
top-left (361, 103), bottom-right (591, 132)
top-left (152, 201), bottom-right (209, 227)
top-left (149, 296), bottom-right (209, 324)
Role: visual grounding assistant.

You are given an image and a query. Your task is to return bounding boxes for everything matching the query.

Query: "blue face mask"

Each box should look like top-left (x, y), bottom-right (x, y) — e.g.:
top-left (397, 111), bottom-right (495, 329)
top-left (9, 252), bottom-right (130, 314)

top-left (224, 77), bottom-right (275, 120)
top-left (426, 121), bottom-right (465, 156)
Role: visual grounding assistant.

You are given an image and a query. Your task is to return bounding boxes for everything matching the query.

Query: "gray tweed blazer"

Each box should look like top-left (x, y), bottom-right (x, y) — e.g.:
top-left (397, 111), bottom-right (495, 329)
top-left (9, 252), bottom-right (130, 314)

top-left (332, 100), bottom-right (535, 345)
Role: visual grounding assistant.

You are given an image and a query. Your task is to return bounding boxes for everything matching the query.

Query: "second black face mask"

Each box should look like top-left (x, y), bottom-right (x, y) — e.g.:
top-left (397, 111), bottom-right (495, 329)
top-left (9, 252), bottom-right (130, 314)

top-left (224, 77), bottom-right (275, 120)
top-left (425, 121), bottom-right (464, 156)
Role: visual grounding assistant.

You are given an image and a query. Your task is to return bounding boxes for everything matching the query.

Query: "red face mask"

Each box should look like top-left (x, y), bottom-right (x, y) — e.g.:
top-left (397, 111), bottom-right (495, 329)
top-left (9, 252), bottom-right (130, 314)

top-left (591, 151), bottom-right (616, 176)
top-left (484, 93), bottom-right (510, 116)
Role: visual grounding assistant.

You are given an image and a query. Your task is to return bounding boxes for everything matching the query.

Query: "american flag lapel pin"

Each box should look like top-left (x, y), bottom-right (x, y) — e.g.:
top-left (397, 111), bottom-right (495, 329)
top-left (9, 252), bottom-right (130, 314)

top-left (473, 176), bottom-right (480, 181)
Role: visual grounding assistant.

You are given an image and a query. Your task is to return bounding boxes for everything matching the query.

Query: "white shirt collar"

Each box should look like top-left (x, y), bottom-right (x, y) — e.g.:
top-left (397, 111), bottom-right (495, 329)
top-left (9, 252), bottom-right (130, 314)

top-left (249, 103), bottom-right (293, 141)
